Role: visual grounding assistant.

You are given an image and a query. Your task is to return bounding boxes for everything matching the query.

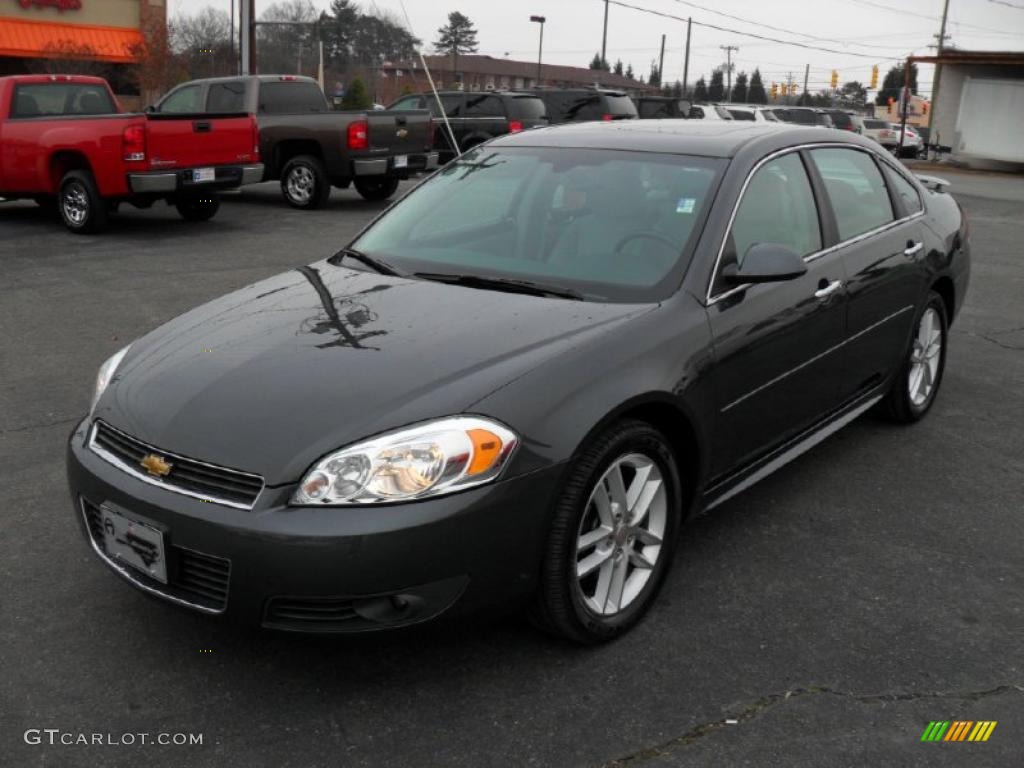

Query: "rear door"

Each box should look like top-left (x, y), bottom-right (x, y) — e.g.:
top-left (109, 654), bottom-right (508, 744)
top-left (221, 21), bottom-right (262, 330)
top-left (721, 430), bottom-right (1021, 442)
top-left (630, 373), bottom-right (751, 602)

top-left (807, 147), bottom-right (926, 399)
top-left (707, 150), bottom-right (849, 476)
top-left (463, 93), bottom-right (507, 143)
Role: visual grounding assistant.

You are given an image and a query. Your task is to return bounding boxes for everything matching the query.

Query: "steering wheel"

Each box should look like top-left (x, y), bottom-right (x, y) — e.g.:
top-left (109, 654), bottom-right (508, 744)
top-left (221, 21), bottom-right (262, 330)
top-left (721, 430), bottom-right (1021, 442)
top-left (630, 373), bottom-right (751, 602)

top-left (614, 231), bottom-right (680, 255)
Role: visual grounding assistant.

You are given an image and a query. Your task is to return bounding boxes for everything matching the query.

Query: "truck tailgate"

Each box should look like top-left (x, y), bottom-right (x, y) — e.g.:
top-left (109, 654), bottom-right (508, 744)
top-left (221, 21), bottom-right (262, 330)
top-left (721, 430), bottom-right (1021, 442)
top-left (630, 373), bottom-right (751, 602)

top-left (366, 110), bottom-right (432, 154)
top-left (144, 114), bottom-right (257, 168)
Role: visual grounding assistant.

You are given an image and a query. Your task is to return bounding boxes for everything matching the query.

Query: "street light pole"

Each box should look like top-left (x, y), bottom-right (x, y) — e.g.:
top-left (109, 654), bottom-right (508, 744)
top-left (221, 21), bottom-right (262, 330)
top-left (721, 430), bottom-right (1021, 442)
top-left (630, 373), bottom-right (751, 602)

top-left (601, 0), bottom-right (609, 68)
top-left (531, 15), bottom-right (546, 86)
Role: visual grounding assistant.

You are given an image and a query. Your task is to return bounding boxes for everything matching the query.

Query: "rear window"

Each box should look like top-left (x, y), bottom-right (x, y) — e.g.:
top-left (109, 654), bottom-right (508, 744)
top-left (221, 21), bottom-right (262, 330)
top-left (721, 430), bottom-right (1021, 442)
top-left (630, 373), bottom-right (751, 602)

top-left (783, 109), bottom-right (821, 125)
top-left (603, 94), bottom-right (638, 118)
top-left (510, 96), bottom-right (546, 120)
top-left (259, 81), bottom-right (328, 114)
top-left (207, 81), bottom-right (247, 112)
top-left (727, 109), bottom-right (755, 121)
top-left (464, 94), bottom-right (505, 117)
top-left (12, 83), bottom-right (115, 118)
top-left (863, 119), bottom-right (888, 129)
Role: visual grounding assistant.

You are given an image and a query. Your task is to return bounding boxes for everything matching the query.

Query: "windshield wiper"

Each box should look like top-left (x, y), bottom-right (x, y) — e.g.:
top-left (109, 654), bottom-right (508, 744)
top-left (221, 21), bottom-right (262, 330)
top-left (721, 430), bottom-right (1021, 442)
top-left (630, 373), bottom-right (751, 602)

top-left (414, 272), bottom-right (584, 301)
top-left (332, 248), bottom-right (403, 277)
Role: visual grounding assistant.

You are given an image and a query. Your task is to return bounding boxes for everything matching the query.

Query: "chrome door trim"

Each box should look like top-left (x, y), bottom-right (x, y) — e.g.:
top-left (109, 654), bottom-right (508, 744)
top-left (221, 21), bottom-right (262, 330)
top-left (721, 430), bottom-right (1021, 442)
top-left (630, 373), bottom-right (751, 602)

top-left (705, 142), bottom-right (925, 307)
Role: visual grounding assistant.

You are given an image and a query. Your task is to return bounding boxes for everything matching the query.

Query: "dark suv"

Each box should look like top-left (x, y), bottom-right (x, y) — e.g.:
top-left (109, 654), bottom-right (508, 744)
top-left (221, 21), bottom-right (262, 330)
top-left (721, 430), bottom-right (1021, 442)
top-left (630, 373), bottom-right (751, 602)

top-left (531, 88), bottom-right (638, 124)
top-left (389, 90), bottom-right (548, 162)
top-left (635, 96), bottom-right (690, 119)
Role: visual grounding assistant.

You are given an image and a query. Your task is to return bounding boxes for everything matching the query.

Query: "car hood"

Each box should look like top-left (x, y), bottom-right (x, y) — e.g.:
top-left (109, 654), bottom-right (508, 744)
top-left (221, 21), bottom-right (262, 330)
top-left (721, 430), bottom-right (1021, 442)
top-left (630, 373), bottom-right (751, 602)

top-left (96, 262), bottom-right (651, 485)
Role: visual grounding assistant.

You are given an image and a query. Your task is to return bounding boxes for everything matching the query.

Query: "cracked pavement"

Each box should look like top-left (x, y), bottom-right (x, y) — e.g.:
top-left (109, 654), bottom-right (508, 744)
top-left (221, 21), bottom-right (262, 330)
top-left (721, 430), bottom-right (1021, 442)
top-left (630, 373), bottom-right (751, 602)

top-left (2, 175), bottom-right (1022, 767)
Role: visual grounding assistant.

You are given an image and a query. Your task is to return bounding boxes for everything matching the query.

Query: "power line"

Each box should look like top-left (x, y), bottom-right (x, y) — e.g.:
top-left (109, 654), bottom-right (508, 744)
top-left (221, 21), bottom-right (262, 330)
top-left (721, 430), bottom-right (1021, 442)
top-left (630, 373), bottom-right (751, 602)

top-left (988, 0), bottom-right (1024, 9)
top-left (845, 0), bottom-right (1022, 35)
top-left (602, 0), bottom-right (904, 60)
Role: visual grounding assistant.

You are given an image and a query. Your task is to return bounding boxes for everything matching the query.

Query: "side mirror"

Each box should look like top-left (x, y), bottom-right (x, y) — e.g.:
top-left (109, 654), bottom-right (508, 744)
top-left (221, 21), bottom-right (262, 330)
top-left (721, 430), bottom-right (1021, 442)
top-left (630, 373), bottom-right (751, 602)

top-left (145, 105), bottom-right (156, 113)
top-left (722, 243), bottom-right (807, 284)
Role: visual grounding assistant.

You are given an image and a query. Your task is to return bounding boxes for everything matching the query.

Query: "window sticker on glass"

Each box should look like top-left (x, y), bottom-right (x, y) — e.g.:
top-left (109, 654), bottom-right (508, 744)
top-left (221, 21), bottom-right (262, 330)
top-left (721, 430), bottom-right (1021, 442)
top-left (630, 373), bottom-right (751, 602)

top-left (676, 197), bottom-right (696, 214)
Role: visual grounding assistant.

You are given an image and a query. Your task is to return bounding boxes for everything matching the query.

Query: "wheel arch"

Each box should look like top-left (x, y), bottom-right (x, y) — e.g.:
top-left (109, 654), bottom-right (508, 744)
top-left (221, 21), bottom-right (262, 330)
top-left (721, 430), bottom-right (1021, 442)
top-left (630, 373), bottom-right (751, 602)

top-left (931, 275), bottom-right (955, 328)
top-left (49, 150), bottom-right (93, 192)
top-left (272, 140), bottom-right (323, 176)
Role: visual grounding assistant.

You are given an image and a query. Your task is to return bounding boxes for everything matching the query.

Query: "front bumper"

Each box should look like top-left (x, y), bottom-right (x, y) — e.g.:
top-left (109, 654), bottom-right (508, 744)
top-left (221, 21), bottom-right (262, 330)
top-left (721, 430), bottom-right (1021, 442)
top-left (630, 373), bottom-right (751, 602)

top-left (128, 164), bottom-right (264, 195)
top-left (352, 152), bottom-right (439, 179)
top-left (66, 419), bottom-right (561, 632)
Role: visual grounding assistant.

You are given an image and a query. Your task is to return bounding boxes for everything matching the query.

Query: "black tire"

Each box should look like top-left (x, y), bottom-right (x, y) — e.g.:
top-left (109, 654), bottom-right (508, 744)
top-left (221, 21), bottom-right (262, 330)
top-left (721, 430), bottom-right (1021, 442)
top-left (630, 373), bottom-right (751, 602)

top-left (280, 154), bottom-right (330, 209)
top-left (531, 420), bottom-right (683, 644)
top-left (881, 290), bottom-right (948, 423)
top-left (58, 170), bottom-right (107, 234)
top-left (175, 193), bottom-right (221, 222)
top-left (354, 176), bottom-right (400, 202)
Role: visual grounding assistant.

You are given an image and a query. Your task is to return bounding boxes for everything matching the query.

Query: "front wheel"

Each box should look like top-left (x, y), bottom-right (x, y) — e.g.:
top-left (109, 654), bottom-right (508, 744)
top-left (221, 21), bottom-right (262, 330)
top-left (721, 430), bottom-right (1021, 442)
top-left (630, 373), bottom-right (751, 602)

top-left (354, 176), bottom-right (400, 202)
top-left (881, 291), bottom-right (948, 422)
top-left (58, 170), bottom-right (107, 234)
top-left (531, 420), bottom-right (682, 644)
top-left (175, 193), bottom-right (221, 222)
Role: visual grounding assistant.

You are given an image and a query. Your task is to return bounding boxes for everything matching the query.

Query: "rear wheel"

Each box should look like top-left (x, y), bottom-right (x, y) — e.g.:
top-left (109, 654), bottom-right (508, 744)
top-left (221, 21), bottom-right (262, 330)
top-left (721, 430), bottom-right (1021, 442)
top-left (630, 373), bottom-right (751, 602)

top-left (531, 420), bottom-right (682, 644)
top-left (175, 193), bottom-right (221, 222)
top-left (354, 176), bottom-right (400, 202)
top-left (281, 155), bottom-right (330, 209)
top-left (58, 170), bottom-right (107, 234)
top-left (882, 291), bottom-right (948, 422)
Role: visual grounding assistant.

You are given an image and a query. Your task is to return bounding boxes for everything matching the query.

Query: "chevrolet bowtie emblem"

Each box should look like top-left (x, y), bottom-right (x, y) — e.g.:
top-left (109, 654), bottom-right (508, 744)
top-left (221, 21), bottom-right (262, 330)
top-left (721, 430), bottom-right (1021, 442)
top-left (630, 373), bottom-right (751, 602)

top-left (396, 128), bottom-right (408, 139)
top-left (140, 454), bottom-right (173, 478)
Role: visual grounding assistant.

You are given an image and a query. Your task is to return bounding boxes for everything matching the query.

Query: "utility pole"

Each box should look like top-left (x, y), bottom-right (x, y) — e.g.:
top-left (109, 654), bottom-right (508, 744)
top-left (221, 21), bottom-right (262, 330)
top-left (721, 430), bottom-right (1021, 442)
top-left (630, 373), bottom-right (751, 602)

top-left (682, 17), bottom-right (691, 97)
top-left (240, 0), bottom-right (255, 75)
top-left (720, 45), bottom-right (738, 102)
top-left (601, 0), bottom-right (609, 68)
top-left (658, 34), bottom-right (666, 90)
top-left (803, 63), bottom-right (809, 105)
top-left (230, 0), bottom-right (236, 75)
top-left (899, 56), bottom-right (912, 155)
top-left (928, 0), bottom-right (951, 137)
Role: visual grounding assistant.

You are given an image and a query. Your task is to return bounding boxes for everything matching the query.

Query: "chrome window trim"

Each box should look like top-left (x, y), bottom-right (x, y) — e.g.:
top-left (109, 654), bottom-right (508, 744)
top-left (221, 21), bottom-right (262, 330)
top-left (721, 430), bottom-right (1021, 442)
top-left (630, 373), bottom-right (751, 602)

top-left (79, 499), bottom-right (226, 615)
top-left (88, 421), bottom-right (264, 511)
top-left (705, 142), bottom-right (925, 306)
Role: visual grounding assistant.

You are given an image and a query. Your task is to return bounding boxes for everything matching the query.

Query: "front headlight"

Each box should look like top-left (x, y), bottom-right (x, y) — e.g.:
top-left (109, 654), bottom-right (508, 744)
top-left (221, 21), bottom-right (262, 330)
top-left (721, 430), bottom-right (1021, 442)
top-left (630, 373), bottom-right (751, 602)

top-left (292, 416), bottom-right (518, 505)
top-left (91, 345), bottom-right (130, 412)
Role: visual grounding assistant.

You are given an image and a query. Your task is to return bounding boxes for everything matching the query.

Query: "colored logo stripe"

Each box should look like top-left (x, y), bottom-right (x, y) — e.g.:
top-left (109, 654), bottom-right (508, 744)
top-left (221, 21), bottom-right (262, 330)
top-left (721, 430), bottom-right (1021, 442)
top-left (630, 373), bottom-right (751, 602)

top-left (921, 721), bottom-right (997, 742)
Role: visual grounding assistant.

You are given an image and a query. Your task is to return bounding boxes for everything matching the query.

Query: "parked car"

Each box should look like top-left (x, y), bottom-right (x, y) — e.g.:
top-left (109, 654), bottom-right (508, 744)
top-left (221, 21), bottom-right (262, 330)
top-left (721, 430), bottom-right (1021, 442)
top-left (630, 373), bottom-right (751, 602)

top-left (634, 96), bottom-right (691, 119)
top-left (768, 107), bottom-right (832, 127)
top-left (892, 123), bottom-right (924, 157)
top-left (721, 105), bottom-right (778, 122)
top-left (154, 75), bottom-right (437, 208)
top-left (388, 90), bottom-right (548, 163)
top-left (821, 109), bottom-right (865, 134)
top-left (688, 104), bottom-right (734, 120)
top-left (862, 118), bottom-right (923, 157)
top-left (531, 88), bottom-right (638, 123)
top-left (0, 75), bottom-right (262, 233)
top-left (69, 122), bottom-right (969, 643)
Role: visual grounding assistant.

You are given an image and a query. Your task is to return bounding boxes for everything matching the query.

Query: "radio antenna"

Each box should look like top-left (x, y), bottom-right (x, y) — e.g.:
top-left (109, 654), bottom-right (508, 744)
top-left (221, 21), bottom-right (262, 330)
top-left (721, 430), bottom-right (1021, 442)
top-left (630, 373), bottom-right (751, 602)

top-left (398, 0), bottom-right (461, 158)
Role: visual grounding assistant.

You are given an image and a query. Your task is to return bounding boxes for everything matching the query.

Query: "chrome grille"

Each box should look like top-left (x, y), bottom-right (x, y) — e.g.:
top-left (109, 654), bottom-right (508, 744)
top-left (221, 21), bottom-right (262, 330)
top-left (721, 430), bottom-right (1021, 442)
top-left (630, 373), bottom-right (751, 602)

top-left (90, 420), bottom-right (264, 509)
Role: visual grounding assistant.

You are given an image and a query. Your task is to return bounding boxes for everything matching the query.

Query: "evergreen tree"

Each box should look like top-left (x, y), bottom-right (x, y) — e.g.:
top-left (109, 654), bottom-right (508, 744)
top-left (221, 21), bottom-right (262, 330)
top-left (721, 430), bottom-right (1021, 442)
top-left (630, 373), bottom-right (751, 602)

top-left (625, 63), bottom-right (634, 79)
top-left (341, 76), bottom-right (371, 110)
top-left (732, 71), bottom-right (749, 103)
top-left (694, 76), bottom-right (707, 102)
top-left (589, 52), bottom-right (603, 70)
top-left (648, 59), bottom-right (661, 87)
top-left (748, 68), bottom-right (767, 104)
top-left (433, 11), bottom-right (479, 74)
top-left (613, 59), bottom-right (623, 76)
top-left (708, 69), bottom-right (724, 101)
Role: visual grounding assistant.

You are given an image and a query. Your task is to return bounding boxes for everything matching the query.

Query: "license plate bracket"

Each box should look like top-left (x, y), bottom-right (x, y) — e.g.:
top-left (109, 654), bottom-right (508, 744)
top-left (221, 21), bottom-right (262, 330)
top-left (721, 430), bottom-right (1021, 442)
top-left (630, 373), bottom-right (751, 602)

top-left (100, 506), bottom-right (167, 584)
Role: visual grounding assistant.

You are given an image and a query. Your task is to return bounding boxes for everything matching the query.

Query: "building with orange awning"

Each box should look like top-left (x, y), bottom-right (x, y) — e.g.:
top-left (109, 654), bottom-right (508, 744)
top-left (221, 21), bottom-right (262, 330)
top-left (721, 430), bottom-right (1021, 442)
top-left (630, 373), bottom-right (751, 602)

top-left (0, 0), bottom-right (166, 103)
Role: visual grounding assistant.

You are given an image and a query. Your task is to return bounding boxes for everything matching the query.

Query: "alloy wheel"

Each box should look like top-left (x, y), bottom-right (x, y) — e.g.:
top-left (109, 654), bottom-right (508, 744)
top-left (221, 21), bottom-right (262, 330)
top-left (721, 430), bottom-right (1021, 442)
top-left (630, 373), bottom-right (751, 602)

top-left (574, 453), bottom-right (667, 616)
top-left (908, 306), bottom-right (943, 407)
top-left (62, 182), bottom-right (89, 226)
top-left (285, 166), bottom-right (314, 205)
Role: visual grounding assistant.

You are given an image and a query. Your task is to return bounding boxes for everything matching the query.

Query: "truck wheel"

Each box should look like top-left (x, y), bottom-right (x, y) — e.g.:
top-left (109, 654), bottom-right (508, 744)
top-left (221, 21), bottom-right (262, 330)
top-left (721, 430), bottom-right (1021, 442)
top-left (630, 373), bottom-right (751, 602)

top-left (281, 155), bottom-right (330, 209)
top-left (59, 170), bottom-right (107, 234)
top-left (354, 176), bottom-right (400, 202)
top-left (175, 193), bottom-right (221, 222)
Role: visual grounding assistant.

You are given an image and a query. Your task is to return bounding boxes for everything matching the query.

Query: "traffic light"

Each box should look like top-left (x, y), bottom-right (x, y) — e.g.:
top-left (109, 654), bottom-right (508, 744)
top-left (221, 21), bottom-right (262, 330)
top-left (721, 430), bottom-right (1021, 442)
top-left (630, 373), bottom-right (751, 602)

top-left (922, 101), bottom-right (929, 115)
top-left (831, 70), bottom-right (839, 89)
top-left (771, 82), bottom-right (778, 98)
top-left (870, 65), bottom-right (879, 89)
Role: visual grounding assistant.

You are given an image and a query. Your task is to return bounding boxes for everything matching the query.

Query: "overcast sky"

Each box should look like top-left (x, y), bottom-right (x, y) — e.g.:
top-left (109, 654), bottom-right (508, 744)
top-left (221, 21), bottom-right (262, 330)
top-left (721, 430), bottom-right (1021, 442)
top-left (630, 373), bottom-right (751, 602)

top-left (167, 0), bottom-right (1024, 94)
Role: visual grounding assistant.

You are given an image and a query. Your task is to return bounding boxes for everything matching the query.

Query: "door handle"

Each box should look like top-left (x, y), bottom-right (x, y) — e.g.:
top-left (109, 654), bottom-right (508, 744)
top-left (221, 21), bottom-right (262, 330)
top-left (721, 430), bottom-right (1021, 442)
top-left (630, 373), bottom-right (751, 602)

top-left (904, 241), bottom-right (923, 257)
top-left (814, 279), bottom-right (844, 300)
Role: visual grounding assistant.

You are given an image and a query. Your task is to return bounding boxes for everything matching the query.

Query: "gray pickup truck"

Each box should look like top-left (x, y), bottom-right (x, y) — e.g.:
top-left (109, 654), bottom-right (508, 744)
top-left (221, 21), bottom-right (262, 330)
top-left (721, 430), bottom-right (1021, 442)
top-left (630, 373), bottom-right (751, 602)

top-left (154, 75), bottom-right (438, 208)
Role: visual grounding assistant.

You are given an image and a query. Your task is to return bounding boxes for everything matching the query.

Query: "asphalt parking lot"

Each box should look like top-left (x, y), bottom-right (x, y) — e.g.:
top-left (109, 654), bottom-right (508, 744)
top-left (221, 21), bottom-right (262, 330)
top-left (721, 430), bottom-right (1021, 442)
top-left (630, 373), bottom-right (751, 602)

top-left (2, 173), bottom-right (1022, 767)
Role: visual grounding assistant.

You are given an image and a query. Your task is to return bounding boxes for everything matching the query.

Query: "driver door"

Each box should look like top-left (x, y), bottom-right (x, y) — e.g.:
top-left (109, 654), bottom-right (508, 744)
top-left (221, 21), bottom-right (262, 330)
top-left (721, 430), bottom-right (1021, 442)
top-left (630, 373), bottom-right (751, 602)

top-left (707, 150), bottom-right (849, 477)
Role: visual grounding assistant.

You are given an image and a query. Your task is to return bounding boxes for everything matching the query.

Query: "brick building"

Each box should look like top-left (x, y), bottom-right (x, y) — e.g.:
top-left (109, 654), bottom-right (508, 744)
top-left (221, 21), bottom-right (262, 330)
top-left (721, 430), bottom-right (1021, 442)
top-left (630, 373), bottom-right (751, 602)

top-left (375, 54), bottom-right (655, 105)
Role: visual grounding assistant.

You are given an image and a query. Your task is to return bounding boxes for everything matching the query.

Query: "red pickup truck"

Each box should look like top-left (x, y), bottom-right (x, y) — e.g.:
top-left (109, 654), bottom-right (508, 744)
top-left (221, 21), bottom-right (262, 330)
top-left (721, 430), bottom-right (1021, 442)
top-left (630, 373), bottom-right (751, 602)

top-left (0, 75), bottom-right (263, 233)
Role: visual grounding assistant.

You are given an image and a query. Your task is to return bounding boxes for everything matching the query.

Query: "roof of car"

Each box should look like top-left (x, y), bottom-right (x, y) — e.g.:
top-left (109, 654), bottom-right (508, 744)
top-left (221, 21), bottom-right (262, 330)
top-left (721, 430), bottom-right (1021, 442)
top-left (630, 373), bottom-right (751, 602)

top-left (492, 119), bottom-right (862, 158)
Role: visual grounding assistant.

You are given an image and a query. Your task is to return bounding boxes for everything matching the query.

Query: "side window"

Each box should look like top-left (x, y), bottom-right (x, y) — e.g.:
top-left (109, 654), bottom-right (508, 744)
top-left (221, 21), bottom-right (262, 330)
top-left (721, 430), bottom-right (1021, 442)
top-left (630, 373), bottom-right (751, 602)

top-left (160, 85), bottom-right (203, 113)
top-left (207, 82), bottom-right (246, 112)
top-left (391, 95), bottom-right (424, 111)
top-left (440, 95), bottom-right (463, 117)
top-left (688, 105), bottom-right (704, 119)
top-left (882, 165), bottom-right (924, 215)
top-left (728, 153), bottom-right (821, 268)
top-left (810, 148), bottom-right (895, 241)
top-left (464, 94), bottom-right (505, 117)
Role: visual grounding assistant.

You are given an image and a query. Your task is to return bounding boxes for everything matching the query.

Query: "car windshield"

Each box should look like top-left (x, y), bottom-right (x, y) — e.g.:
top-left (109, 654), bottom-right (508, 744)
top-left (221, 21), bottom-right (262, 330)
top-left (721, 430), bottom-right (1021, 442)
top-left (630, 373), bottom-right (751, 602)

top-left (350, 147), bottom-right (724, 302)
